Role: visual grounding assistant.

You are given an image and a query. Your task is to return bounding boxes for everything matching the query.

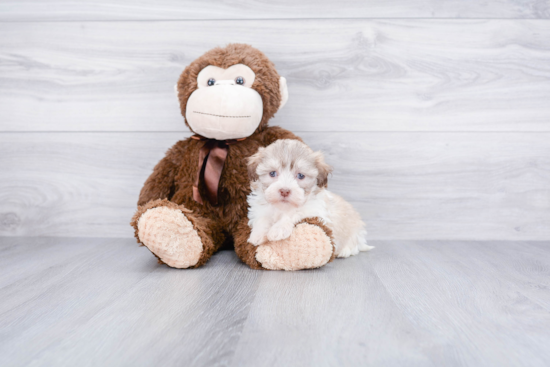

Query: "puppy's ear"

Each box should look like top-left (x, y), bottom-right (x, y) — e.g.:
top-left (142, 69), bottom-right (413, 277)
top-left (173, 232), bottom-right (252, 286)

top-left (313, 151), bottom-right (332, 188)
top-left (247, 147), bottom-right (265, 181)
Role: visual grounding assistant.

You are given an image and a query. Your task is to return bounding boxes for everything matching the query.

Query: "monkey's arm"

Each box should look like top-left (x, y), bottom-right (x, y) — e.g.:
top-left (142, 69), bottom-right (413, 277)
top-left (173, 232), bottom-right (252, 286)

top-left (137, 140), bottom-right (187, 206)
top-left (137, 157), bottom-right (177, 206)
top-left (234, 216), bottom-right (336, 271)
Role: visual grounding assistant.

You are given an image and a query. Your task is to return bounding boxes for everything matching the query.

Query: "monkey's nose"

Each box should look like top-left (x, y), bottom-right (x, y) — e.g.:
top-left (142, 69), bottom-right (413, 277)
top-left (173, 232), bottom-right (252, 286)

top-left (214, 79), bottom-right (236, 86)
top-left (280, 189), bottom-right (291, 198)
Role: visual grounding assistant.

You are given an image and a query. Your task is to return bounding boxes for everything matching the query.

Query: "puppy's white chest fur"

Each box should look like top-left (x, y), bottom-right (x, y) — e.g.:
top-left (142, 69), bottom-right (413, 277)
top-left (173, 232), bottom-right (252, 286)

top-left (248, 186), bottom-right (330, 228)
top-left (245, 139), bottom-right (373, 258)
top-left (247, 186), bottom-right (331, 245)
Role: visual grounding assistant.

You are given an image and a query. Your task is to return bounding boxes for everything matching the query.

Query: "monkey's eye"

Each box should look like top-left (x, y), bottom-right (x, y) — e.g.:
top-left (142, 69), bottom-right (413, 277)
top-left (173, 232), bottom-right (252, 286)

top-left (207, 78), bottom-right (216, 86)
top-left (297, 173), bottom-right (305, 180)
top-left (235, 76), bottom-right (245, 85)
top-left (269, 171), bottom-right (277, 178)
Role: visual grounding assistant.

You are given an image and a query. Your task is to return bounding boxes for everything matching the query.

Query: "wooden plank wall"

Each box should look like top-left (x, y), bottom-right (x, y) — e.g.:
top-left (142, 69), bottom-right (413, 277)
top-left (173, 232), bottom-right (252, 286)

top-left (0, 2), bottom-right (549, 240)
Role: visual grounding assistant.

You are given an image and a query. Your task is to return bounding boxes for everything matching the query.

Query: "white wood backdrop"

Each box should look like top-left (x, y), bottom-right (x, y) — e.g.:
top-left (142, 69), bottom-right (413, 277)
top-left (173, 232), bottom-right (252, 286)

top-left (0, 1), bottom-right (549, 240)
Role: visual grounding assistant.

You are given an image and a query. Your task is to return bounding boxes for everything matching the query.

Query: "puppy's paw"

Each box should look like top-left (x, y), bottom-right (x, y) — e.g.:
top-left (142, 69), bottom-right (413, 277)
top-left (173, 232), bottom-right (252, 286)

top-left (336, 243), bottom-right (374, 258)
top-left (267, 223), bottom-right (294, 242)
top-left (248, 230), bottom-right (267, 246)
top-left (336, 246), bottom-right (358, 258)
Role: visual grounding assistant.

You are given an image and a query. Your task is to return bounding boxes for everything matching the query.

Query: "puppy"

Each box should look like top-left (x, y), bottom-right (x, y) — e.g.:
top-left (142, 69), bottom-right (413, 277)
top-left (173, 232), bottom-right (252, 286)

top-left (247, 139), bottom-right (373, 258)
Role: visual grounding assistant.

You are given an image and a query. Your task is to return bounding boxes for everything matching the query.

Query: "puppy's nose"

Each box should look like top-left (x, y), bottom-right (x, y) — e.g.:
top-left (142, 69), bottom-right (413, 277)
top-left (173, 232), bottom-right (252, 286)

top-left (280, 188), bottom-right (291, 198)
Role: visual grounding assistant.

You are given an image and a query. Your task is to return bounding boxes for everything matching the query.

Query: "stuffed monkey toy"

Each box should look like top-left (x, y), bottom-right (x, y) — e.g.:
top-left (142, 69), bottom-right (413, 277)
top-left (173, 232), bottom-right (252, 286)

top-left (131, 44), bottom-right (335, 270)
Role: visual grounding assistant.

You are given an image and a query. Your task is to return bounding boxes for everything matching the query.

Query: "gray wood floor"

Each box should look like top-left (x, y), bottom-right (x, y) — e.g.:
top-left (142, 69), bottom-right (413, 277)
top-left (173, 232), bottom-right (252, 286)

top-left (1, 237), bottom-right (549, 367)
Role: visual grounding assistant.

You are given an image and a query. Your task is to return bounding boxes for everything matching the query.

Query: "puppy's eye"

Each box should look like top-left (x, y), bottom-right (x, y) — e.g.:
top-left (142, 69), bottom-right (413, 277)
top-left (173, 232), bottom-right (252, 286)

top-left (269, 171), bottom-right (277, 178)
top-left (235, 76), bottom-right (245, 85)
top-left (297, 173), bottom-right (305, 180)
top-left (207, 78), bottom-right (216, 86)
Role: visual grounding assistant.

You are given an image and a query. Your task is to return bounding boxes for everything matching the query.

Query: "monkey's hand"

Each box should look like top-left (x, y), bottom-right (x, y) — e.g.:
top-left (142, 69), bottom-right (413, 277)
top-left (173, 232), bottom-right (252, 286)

top-left (255, 218), bottom-right (336, 271)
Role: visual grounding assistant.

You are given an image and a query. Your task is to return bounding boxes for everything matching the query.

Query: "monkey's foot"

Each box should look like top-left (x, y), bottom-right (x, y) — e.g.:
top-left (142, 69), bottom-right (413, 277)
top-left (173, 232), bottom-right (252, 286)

top-left (137, 206), bottom-right (203, 268)
top-left (255, 219), bottom-right (335, 271)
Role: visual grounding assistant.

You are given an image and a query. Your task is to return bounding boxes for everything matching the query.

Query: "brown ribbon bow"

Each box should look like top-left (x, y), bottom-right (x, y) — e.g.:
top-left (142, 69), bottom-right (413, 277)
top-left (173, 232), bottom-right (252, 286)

top-left (191, 135), bottom-right (246, 206)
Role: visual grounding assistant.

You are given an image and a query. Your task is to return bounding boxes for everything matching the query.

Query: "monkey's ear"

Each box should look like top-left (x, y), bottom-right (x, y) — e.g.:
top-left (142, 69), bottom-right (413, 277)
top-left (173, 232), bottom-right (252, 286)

top-left (247, 147), bottom-right (265, 181)
top-left (174, 84), bottom-right (182, 111)
top-left (279, 77), bottom-right (289, 110)
top-left (313, 151), bottom-right (332, 188)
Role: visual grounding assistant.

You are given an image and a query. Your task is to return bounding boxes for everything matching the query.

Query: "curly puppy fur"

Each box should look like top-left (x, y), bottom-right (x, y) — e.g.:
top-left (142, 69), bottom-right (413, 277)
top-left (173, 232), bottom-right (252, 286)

top-left (246, 139), bottom-right (371, 258)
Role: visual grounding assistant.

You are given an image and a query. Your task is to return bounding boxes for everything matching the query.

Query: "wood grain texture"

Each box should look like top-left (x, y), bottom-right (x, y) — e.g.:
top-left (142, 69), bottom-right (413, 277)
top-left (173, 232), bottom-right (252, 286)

top-left (233, 240), bottom-right (550, 366)
top-left (1, 20), bottom-right (550, 132)
top-left (1, 237), bottom-right (550, 366)
top-left (0, 237), bottom-right (262, 367)
top-left (372, 240), bottom-right (550, 366)
top-left (1, 0), bottom-right (549, 21)
top-left (0, 132), bottom-right (548, 240)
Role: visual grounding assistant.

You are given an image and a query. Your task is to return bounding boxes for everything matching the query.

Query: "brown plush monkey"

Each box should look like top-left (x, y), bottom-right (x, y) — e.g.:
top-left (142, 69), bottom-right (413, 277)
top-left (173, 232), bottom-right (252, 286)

top-left (131, 44), bottom-right (336, 270)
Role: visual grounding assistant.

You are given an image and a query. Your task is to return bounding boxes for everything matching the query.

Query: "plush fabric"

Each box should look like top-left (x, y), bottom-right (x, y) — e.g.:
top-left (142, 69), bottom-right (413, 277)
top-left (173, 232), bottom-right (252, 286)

top-left (131, 198), bottom-right (224, 268)
top-left (186, 66), bottom-right (264, 139)
top-left (176, 44), bottom-right (282, 133)
top-left (137, 206), bottom-right (203, 268)
top-left (255, 219), bottom-right (335, 271)
top-left (131, 44), bottom-right (336, 270)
